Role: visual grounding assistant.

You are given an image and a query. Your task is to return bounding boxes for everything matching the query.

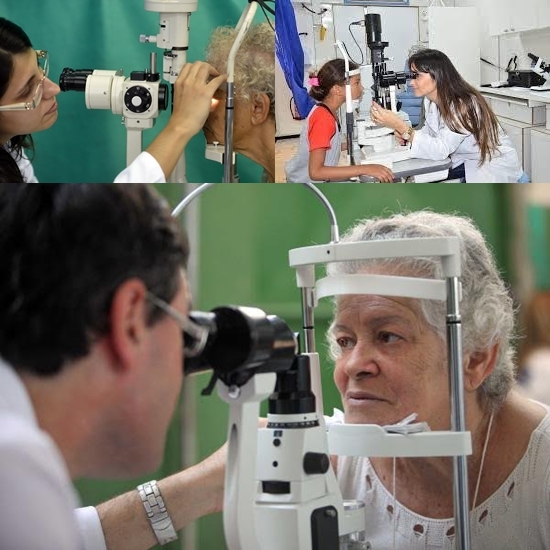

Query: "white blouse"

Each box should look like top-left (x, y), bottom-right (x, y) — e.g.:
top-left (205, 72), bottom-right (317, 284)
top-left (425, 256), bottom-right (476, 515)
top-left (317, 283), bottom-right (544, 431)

top-left (336, 409), bottom-right (550, 549)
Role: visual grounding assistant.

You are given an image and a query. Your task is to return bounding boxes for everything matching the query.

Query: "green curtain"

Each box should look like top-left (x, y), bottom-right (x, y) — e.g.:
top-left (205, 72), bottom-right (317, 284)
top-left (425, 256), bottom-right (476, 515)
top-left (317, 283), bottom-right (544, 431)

top-left (527, 205), bottom-right (550, 289)
top-left (2, 0), bottom-right (267, 183)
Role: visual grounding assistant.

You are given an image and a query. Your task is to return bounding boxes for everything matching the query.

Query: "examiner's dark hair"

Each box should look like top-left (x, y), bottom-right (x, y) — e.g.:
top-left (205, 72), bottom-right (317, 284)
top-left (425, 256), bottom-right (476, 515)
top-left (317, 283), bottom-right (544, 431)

top-left (0, 18), bottom-right (35, 182)
top-left (0, 184), bottom-right (189, 375)
top-left (408, 49), bottom-right (501, 166)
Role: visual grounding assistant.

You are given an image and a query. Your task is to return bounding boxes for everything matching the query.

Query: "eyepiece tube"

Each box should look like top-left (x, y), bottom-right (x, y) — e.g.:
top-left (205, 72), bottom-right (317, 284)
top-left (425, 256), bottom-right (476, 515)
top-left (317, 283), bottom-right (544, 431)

top-left (59, 68), bottom-right (94, 92)
top-left (365, 13), bottom-right (382, 45)
top-left (184, 306), bottom-right (297, 388)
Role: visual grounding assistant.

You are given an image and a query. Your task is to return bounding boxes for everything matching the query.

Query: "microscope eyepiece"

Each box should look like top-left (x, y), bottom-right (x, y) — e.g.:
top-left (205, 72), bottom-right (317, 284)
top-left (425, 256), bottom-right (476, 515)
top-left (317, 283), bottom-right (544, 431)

top-left (184, 306), bottom-right (297, 388)
top-left (59, 68), bottom-right (93, 92)
top-left (365, 13), bottom-right (383, 45)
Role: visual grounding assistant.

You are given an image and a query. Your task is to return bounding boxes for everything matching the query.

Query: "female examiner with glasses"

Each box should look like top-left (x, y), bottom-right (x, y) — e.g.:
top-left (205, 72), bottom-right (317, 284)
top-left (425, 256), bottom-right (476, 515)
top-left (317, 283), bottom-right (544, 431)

top-left (0, 17), bottom-right (226, 183)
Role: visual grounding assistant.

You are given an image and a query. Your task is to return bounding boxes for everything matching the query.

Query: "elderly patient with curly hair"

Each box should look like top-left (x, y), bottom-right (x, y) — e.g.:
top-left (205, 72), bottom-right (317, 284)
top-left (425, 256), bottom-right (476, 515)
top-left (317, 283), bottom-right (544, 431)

top-left (203, 21), bottom-right (275, 182)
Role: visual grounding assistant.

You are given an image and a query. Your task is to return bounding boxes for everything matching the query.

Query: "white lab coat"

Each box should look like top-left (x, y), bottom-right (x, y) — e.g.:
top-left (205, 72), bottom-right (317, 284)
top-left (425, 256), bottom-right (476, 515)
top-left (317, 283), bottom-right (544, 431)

top-left (410, 98), bottom-right (523, 183)
top-left (9, 146), bottom-right (165, 183)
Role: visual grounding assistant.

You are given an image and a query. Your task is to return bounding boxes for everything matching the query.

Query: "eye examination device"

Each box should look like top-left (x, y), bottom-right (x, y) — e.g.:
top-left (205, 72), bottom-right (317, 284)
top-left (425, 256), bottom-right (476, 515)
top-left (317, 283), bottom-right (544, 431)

top-left (173, 183), bottom-right (474, 550)
top-left (355, 13), bottom-right (416, 168)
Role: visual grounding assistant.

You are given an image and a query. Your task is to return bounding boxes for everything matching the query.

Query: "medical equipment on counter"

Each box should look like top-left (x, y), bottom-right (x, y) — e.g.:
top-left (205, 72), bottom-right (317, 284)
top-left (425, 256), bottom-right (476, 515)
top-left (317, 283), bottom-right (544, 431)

top-left (522, 52), bottom-right (550, 90)
top-left (503, 52), bottom-right (549, 89)
top-left (172, 183), bottom-right (474, 549)
top-left (59, 53), bottom-right (168, 167)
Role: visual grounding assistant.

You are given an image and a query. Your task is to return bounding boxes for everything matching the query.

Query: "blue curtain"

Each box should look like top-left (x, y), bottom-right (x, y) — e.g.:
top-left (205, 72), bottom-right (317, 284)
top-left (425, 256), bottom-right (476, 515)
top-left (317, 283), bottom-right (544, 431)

top-left (275, 0), bottom-right (315, 119)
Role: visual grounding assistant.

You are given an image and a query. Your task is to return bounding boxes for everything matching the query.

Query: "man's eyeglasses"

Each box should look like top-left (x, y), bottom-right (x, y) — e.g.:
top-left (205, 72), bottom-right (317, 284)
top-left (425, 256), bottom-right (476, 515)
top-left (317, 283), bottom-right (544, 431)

top-left (0, 50), bottom-right (49, 112)
top-left (145, 291), bottom-right (209, 358)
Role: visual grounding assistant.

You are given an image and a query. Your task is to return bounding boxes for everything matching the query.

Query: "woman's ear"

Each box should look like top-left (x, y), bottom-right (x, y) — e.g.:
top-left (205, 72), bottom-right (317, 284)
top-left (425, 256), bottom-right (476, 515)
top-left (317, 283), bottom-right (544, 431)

top-left (464, 343), bottom-right (499, 392)
top-left (250, 92), bottom-right (271, 126)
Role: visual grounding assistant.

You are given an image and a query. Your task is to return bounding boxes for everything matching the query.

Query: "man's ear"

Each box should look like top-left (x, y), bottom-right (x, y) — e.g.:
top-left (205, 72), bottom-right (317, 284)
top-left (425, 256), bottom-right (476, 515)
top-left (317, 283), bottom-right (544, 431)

top-left (250, 92), bottom-right (271, 126)
top-left (464, 343), bottom-right (499, 392)
top-left (108, 279), bottom-right (149, 372)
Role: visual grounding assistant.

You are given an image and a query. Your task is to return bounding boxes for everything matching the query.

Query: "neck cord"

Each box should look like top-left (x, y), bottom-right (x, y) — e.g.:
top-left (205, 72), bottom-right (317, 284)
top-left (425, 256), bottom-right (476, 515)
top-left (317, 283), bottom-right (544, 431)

top-left (390, 411), bottom-right (494, 547)
top-left (472, 411), bottom-right (495, 510)
top-left (392, 457), bottom-right (397, 550)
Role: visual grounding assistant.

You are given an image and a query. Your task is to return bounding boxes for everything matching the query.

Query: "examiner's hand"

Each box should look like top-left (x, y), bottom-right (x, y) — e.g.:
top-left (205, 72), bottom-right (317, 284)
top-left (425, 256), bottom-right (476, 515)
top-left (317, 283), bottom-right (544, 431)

top-left (370, 101), bottom-right (402, 130)
top-left (171, 61), bottom-right (227, 138)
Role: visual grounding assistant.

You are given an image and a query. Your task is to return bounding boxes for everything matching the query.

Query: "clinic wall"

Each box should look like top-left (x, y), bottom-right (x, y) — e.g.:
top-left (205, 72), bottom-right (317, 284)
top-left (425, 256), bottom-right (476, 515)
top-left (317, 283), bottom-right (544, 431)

top-left (1, 0), bottom-right (266, 183)
top-left (191, 182), bottom-right (512, 549)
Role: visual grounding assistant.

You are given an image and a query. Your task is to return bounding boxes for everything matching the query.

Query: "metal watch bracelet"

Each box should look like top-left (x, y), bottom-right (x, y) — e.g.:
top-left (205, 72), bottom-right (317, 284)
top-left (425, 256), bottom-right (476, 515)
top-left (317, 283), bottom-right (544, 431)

top-left (137, 480), bottom-right (178, 546)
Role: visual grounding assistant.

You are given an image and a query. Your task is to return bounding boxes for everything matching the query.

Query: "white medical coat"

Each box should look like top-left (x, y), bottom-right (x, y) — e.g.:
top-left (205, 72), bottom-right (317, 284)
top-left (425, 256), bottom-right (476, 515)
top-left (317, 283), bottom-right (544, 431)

top-left (411, 98), bottom-right (523, 183)
top-left (0, 357), bottom-right (108, 550)
top-left (10, 148), bottom-right (165, 183)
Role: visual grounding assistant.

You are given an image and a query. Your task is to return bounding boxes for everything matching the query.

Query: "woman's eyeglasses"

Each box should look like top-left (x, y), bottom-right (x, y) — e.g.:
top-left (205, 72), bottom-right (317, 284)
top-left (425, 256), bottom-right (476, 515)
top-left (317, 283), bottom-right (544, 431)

top-left (0, 50), bottom-right (49, 112)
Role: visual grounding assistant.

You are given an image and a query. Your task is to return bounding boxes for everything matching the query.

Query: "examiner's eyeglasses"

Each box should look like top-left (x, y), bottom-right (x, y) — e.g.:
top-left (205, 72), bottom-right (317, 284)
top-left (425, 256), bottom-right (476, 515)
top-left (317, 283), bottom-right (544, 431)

top-left (145, 291), bottom-right (209, 358)
top-left (0, 50), bottom-right (49, 111)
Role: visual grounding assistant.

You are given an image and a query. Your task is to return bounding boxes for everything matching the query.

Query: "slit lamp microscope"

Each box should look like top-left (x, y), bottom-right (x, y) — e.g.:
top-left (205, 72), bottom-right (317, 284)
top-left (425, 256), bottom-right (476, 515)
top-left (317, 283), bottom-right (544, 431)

top-left (346, 13), bottom-right (417, 168)
top-left (172, 182), bottom-right (474, 550)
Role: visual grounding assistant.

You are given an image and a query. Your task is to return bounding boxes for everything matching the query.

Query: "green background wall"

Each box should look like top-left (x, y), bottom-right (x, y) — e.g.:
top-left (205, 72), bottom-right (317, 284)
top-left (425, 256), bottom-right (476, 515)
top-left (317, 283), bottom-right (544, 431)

top-left (1, 0), bottom-right (266, 183)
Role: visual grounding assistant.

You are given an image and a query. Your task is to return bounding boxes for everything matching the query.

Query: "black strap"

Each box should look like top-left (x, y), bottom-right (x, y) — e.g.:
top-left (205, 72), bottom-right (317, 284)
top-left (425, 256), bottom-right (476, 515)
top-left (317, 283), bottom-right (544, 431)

top-left (316, 103), bottom-right (341, 132)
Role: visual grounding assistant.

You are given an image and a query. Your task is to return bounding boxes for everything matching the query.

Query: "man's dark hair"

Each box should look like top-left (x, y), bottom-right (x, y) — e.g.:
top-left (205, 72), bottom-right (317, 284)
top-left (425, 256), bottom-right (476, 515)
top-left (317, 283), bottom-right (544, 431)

top-left (0, 184), bottom-right (189, 375)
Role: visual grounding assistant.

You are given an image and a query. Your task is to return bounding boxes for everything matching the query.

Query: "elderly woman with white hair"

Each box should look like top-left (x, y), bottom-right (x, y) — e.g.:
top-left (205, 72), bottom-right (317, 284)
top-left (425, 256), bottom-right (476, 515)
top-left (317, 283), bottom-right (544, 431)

top-left (202, 21), bottom-right (275, 182)
top-left (327, 211), bottom-right (550, 549)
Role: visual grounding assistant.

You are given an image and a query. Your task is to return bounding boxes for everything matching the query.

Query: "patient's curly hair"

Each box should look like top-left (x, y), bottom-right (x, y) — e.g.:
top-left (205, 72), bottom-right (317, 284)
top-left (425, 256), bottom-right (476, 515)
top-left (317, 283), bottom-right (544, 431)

top-left (205, 22), bottom-right (274, 118)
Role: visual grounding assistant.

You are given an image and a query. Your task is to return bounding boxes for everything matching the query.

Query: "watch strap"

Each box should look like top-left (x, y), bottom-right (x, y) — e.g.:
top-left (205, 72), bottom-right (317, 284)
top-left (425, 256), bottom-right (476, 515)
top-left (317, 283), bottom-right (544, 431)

top-left (137, 480), bottom-right (178, 546)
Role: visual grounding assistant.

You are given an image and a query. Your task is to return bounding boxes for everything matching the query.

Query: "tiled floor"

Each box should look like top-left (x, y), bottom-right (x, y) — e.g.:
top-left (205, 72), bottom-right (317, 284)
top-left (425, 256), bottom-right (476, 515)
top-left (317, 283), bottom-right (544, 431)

top-left (275, 137), bottom-right (299, 183)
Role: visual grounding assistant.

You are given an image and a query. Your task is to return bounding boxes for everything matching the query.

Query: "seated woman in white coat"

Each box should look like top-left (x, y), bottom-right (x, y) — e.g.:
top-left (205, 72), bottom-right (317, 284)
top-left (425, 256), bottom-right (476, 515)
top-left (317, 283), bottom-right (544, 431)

top-left (0, 17), bottom-right (226, 183)
top-left (369, 48), bottom-right (524, 183)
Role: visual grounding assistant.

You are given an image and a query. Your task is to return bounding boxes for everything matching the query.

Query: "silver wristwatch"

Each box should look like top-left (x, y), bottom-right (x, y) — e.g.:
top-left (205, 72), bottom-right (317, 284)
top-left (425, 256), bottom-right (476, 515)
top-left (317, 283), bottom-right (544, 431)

top-left (137, 480), bottom-right (178, 546)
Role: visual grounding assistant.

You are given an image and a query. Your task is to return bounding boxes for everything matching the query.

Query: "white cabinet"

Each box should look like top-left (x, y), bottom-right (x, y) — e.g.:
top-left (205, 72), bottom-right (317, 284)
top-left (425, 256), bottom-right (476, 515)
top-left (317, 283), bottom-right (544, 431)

top-left (498, 116), bottom-right (538, 173)
top-left (481, 91), bottom-right (546, 125)
top-left (488, 0), bottom-right (538, 35)
top-left (530, 128), bottom-right (550, 183)
top-left (537, 0), bottom-right (550, 29)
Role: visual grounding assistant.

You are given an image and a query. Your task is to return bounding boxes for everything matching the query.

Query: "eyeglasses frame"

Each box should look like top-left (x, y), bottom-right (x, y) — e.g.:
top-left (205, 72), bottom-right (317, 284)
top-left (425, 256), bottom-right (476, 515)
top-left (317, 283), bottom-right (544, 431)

top-left (0, 50), bottom-right (49, 112)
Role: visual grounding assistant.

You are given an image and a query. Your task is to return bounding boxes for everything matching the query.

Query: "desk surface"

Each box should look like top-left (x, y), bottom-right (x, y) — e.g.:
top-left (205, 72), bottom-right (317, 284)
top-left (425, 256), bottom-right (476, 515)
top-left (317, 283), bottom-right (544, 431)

top-left (357, 157), bottom-right (452, 182)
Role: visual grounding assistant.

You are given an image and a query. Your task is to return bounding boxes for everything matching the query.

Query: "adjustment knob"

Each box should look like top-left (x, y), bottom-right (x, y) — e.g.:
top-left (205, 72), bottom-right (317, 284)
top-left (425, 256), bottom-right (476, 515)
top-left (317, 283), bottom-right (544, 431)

top-left (124, 85), bottom-right (152, 114)
top-left (303, 452), bottom-right (330, 475)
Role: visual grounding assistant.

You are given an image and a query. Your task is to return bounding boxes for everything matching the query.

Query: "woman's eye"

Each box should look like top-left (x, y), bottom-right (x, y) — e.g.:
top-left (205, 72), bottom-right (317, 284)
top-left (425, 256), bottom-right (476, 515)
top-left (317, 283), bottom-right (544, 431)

top-left (378, 331), bottom-right (401, 344)
top-left (336, 336), bottom-right (354, 349)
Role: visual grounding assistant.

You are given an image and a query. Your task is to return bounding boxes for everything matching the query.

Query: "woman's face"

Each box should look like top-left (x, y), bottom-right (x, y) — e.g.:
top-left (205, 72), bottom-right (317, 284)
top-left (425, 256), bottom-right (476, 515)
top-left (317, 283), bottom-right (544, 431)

top-left (409, 64), bottom-right (437, 100)
top-left (335, 75), bottom-right (364, 101)
top-left (202, 88), bottom-right (250, 150)
top-left (350, 74), bottom-right (364, 100)
top-left (0, 48), bottom-right (60, 143)
top-left (332, 293), bottom-right (450, 429)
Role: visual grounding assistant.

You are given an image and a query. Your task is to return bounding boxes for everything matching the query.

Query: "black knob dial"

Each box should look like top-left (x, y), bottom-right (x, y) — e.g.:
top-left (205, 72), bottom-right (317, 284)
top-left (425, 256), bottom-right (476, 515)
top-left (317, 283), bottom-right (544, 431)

top-left (124, 85), bottom-right (152, 114)
top-left (303, 452), bottom-right (330, 475)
